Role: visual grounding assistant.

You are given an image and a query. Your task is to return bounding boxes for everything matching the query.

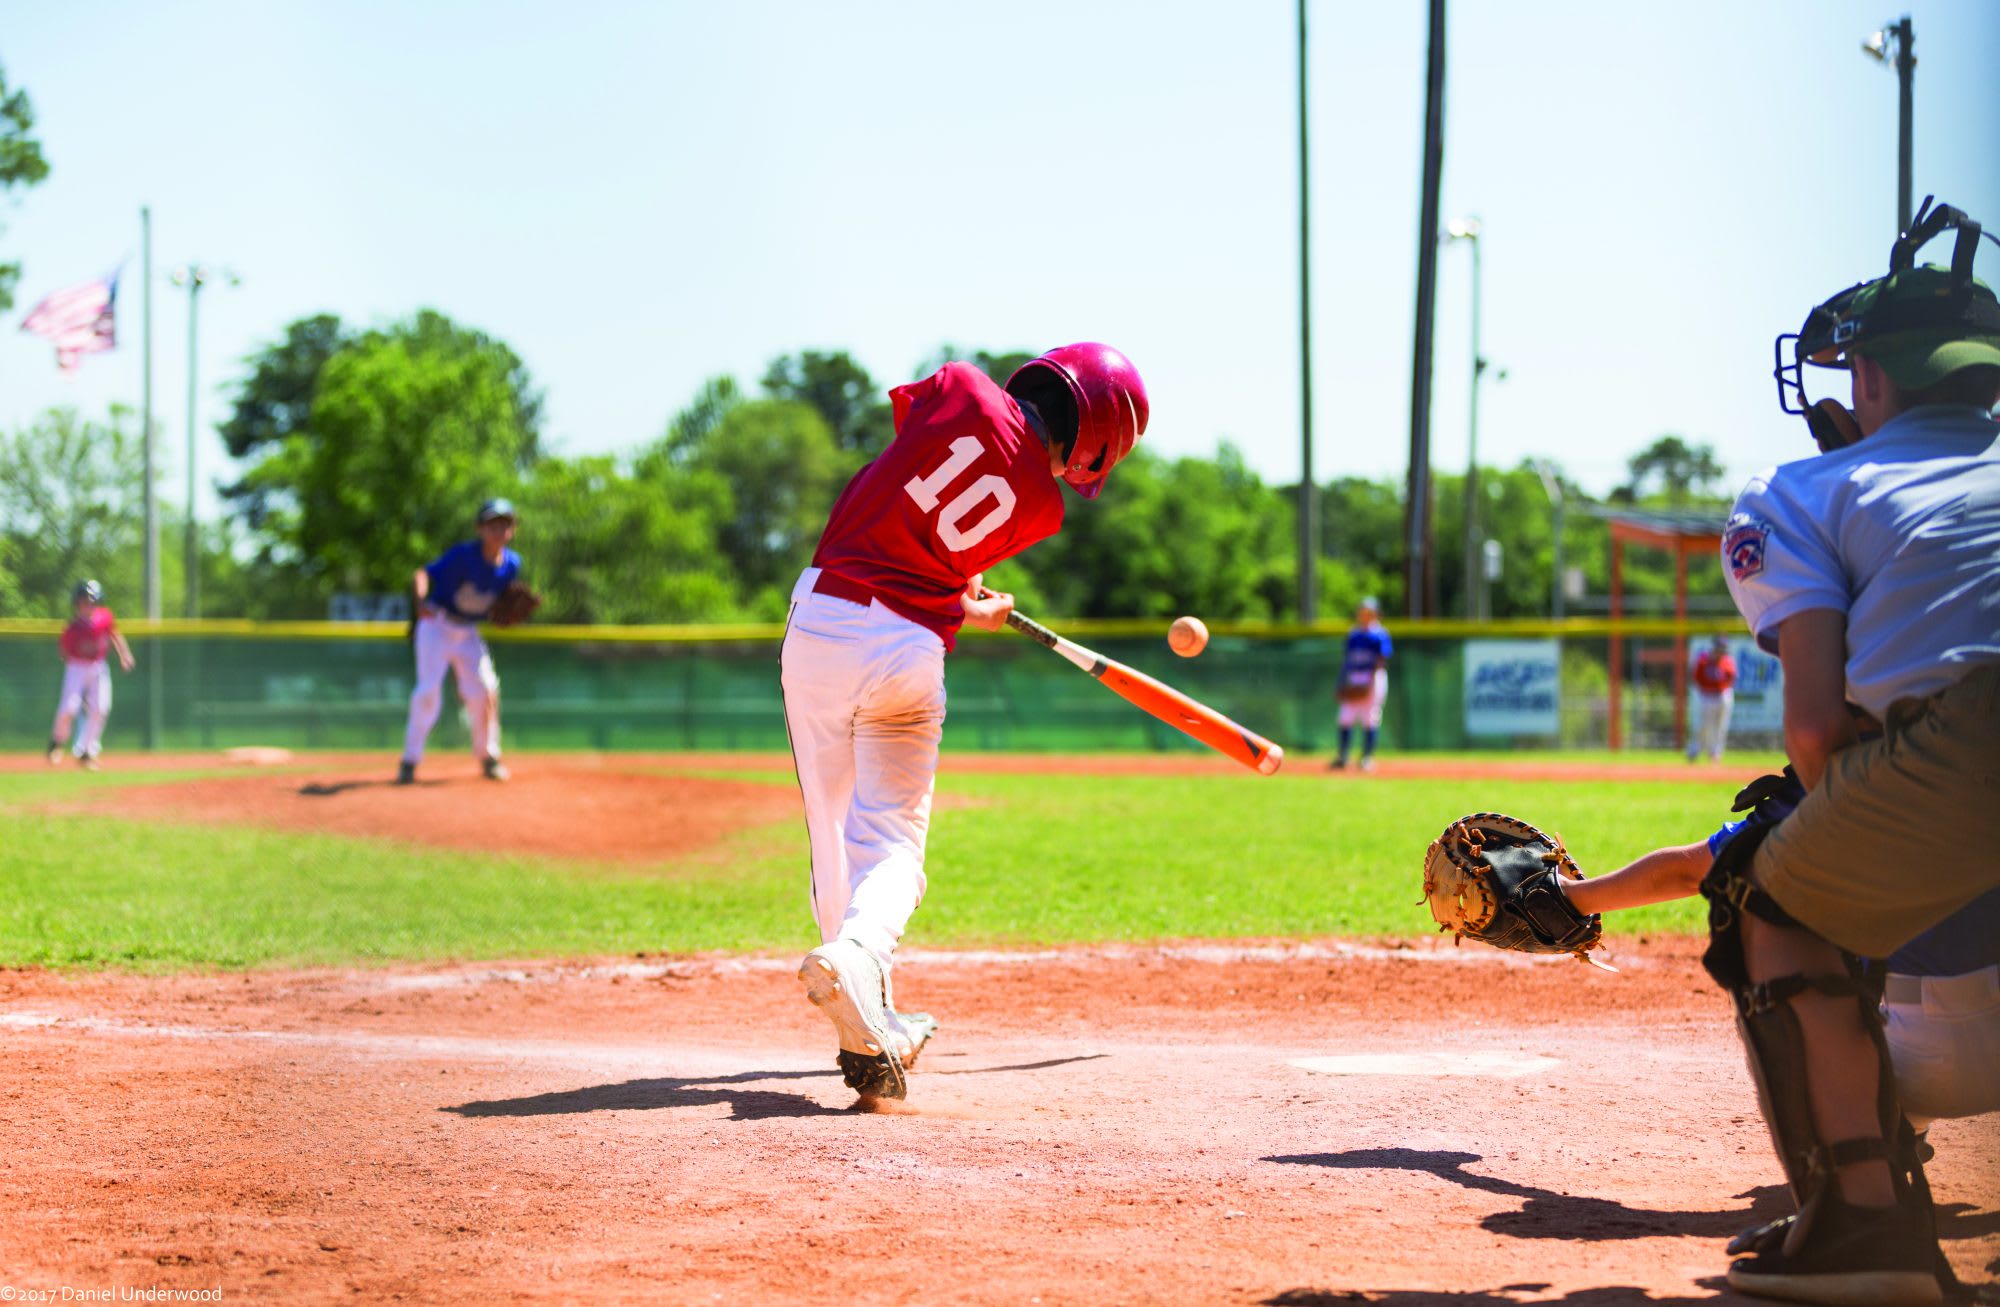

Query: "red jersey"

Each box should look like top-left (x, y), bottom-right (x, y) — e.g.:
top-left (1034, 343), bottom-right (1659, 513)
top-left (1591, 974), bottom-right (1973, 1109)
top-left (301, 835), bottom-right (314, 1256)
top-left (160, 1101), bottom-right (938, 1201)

top-left (1693, 649), bottom-right (1738, 693)
top-left (811, 363), bottom-right (1066, 651)
top-left (60, 607), bottom-right (118, 662)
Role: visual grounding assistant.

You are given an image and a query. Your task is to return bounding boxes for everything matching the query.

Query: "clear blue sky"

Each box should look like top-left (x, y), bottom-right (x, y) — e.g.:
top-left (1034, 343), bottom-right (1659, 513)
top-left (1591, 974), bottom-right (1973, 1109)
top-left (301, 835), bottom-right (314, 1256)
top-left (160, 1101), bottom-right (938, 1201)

top-left (4, 1), bottom-right (1996, 523)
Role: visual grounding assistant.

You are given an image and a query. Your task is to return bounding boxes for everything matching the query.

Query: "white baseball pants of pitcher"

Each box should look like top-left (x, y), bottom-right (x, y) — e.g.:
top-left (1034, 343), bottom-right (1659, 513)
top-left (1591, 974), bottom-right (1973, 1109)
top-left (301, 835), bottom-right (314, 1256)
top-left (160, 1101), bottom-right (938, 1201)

top-left (1689, 688), bottom-right (1734, 761)
top-left (53, 660), bottom-right (112, 757)
top-left (403, 615), bottom-right (501, 764)
top-left (780, 568), bottom-right (944, 975)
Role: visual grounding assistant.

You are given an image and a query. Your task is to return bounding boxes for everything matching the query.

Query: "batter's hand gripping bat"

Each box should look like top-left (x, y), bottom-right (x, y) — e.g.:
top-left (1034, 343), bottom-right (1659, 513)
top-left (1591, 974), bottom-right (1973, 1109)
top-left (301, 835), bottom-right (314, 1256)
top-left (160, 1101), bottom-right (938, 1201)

top-left (994, 603), bottom-right (1285, 775)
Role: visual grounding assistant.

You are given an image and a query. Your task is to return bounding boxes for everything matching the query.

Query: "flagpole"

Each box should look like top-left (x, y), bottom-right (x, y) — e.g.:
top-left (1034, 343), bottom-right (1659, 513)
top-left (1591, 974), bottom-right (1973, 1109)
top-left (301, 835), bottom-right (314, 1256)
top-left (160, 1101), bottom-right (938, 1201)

top-left (142, 205), bottom-right (162, 751)
top-left (141, 207), bottom-right (158, 621)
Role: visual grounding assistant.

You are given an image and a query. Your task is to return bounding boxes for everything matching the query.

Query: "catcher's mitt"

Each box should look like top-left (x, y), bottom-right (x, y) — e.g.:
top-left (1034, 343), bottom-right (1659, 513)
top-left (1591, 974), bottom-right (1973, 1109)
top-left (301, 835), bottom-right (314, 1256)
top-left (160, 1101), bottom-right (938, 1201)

top-left (487, 581), bottom-right (543, 629)
top-left (1421, 813), bottom-right (1606, 964)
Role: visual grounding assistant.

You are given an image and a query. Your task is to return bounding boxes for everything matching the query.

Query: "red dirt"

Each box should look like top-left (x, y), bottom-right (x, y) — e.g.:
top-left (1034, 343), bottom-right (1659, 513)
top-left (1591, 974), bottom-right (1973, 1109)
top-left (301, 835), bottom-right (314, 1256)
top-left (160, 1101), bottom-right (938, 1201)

top-left (48, 754), bottom-right (801, 865)
top-left (2, 940), bottom-right (1994, 1304)
top-left (25, 750), bottom-right (1738, 870)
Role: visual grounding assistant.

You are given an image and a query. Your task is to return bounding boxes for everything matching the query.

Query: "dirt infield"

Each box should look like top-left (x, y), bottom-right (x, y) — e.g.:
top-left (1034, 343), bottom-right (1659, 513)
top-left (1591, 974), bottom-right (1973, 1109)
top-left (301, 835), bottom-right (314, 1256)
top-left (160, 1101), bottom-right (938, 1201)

top-left (22, 749), bottom-right (1745, 870)
top-left (51, 754), bottom-right (803, 865)
top-left (3, 940), bottom-right (1994, 1304)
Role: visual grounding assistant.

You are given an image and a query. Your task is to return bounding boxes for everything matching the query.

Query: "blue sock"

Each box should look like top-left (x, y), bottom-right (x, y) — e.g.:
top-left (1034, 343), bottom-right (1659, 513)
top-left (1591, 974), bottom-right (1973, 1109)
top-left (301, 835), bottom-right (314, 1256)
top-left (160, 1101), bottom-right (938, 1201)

top-left (1363, 727), bottom-right (1379, 758)
top-left (1337, 726), bottom-right (1353, 761)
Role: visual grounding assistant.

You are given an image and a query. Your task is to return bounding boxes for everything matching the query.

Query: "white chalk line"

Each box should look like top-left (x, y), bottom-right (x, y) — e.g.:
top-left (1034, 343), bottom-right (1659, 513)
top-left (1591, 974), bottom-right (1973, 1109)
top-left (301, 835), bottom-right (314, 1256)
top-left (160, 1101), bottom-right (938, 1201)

top-left (370, 939), bottom-right (1592, 993)
top-left (0, 1010), bottom-right (795, 1076)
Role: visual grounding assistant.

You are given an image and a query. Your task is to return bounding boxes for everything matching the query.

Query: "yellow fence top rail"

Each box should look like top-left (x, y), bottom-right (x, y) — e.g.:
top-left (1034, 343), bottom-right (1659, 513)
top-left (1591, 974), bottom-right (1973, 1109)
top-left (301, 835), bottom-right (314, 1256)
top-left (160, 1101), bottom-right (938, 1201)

top-left (0, 615), bottom-right (1747, 643)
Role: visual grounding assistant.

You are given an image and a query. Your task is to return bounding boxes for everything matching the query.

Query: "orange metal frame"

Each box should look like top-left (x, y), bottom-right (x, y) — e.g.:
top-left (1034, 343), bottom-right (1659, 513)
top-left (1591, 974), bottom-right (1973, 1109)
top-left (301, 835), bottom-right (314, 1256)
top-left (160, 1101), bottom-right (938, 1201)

top-left (1607, 519), bottom-right (1722, 751)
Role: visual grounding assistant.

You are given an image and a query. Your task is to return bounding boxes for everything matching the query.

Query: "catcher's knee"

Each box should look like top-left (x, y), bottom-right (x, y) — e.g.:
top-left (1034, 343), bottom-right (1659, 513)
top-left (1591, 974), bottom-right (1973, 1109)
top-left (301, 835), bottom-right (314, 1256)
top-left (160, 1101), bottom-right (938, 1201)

top-left (1702, 857), bottom-right (1924, 1215)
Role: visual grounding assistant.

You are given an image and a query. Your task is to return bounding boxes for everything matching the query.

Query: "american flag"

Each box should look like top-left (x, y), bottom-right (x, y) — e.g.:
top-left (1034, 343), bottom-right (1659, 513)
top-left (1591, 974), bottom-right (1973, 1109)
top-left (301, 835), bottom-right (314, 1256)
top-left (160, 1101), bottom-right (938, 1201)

top-left (19, 273), bottom-right (119, 372)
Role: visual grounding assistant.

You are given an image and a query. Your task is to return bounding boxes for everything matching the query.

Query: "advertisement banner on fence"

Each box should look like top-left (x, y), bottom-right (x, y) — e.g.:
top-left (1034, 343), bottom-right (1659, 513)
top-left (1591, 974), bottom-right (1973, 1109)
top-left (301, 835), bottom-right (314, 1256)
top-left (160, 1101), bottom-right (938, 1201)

top-left (1689, 636), bottom-right (1784, 734)
top-left (1464, 639), bottom-right (1560, 737)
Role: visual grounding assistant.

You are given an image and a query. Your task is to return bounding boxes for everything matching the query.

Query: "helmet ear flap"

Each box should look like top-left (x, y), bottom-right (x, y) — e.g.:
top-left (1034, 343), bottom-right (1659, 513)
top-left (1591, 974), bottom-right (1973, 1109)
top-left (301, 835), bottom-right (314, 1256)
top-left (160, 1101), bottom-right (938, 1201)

top-left (1004, 366), bottom-right (1080, 461)
top-left (1804, 399), bottom-right (1862, 453)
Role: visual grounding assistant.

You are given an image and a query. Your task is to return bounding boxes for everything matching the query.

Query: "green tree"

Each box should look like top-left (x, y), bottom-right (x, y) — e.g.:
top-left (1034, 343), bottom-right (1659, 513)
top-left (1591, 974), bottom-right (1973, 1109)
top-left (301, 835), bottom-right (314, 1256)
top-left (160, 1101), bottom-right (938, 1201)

top-left (229, 310), bottom-right (543, 600)
top-left (217, 313), bottom-right (348, 530)
top-left (0, 407), bottom-right (142, 614)
top-left (1007, 445), bottom-right (1294, 620)
top-left (518, 454), bottom-right (738, 623)
top-left (761, 351), bottom-right (893, 454)
top-left (1616, 435), bottom-right (1726, 505)
top-left (671, 399), bottom-right (853, 615)
top-left (1315, 476), bottom-right (1405, 616)
top-left (0, 64), bottom-right (52, 313)
top-left (917, 345), bottom-right (1036, 388)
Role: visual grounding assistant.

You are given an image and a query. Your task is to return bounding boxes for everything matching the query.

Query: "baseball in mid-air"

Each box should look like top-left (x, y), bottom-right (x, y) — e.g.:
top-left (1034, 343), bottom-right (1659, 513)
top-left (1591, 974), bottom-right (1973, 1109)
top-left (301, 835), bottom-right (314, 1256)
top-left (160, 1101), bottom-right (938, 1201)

top-left (1168, 615), bottom-right (1209, 658)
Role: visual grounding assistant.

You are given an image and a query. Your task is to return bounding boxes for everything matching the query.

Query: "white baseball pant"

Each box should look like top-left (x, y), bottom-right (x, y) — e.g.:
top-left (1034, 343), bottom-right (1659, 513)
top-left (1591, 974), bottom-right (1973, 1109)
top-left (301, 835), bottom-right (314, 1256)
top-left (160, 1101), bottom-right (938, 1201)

top-left (1337, 669), bottom-right (1388, 729)
top-left (53, 659), bottom-right (112, 757)
top-left (1885, 965), bottom-right (2000, 1129)
top-left (780, 568), bottom-right (944, 973)
top-left (1689, 689), bottom-right (1734, 761)
top-left (403, 615), bottom-right (501, 764)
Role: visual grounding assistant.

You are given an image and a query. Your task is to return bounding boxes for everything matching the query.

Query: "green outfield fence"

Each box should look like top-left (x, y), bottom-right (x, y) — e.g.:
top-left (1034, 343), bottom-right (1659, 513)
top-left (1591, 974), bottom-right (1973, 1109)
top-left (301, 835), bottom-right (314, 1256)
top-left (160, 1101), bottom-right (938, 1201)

top-left (0, 617), bottom-right (1778, 758)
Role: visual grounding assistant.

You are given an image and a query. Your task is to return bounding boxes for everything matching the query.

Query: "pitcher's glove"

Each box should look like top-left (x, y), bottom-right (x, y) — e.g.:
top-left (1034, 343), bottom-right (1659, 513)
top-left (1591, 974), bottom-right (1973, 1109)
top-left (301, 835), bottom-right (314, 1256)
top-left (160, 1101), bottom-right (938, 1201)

top-left (488, 582), bottom-right (543, 629)
top-left (1422, 813), bottom-right (1604, 962)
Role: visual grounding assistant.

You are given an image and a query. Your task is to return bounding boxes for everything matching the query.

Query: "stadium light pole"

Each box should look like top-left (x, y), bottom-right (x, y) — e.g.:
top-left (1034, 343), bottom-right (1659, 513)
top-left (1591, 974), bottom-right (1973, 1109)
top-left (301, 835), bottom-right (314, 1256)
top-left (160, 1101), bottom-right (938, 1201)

top-left (1296, 0), bottom-right (1318, 625)
top-left (1404, 0), bottom-right (1447, 620)
top-left (1530, 459), bottom-right (1566, 621)
top-left (1861, 16), bottom-right (1915, 234)
top-left (1445, 217), bottom-right (1483, 620)
top-left (169, 264), bottom-right (239, 619)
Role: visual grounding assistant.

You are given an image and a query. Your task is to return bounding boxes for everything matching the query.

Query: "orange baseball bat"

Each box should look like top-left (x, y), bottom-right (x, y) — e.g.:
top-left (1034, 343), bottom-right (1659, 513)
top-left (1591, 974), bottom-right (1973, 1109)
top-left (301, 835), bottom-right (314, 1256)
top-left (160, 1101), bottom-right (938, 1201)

top-left (996, 605), bottom-right (1285, 775)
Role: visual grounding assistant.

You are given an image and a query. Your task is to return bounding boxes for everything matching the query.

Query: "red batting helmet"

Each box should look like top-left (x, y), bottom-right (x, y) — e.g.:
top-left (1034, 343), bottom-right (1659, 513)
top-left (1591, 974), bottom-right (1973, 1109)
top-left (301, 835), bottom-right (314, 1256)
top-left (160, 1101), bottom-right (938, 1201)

top-left (1007, 343), bottom-right (1149, 499)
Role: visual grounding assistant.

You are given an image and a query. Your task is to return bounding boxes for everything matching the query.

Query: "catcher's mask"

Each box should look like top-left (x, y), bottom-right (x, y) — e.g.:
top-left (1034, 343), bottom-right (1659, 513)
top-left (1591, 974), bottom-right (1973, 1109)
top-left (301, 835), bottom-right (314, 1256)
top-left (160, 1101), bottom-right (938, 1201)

top-left (1774, 196), bottom-right (2000, 452)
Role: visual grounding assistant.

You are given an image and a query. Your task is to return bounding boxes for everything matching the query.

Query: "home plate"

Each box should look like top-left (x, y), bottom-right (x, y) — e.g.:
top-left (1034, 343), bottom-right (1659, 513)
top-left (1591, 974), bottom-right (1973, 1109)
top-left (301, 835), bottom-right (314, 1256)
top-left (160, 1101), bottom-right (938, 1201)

top-left (1290, 1051), bottom-right (1560, 1078)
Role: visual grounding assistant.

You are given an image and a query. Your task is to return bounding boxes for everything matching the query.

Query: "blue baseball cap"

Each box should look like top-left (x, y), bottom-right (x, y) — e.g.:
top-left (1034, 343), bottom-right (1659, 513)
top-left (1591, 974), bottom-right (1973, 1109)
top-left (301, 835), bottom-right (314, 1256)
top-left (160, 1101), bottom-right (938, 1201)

top-left (477, 498), bottom-right (516, 524)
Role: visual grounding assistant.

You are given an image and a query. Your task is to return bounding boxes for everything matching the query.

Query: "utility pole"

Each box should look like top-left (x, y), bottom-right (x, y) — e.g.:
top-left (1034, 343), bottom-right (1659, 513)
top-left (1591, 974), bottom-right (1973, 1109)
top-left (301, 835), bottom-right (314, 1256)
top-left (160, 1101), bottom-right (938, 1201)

top-left (1403, 0), bottom-right (1447, 619)
top-left (1862, 16), bottom-right (1915, 234)
top-left (1445, 217), bottom-right (1483, 619)
top-left (141, 206), bottom-right (161, 750)
top-left (141, 208), bottom-right (158, 621)
top-left (1532, 459), bottom-right (1566, 620)
top-left (1296, 0), bottom-right (1318, 624)
top-left (170, 264), bottom-right (238, 619)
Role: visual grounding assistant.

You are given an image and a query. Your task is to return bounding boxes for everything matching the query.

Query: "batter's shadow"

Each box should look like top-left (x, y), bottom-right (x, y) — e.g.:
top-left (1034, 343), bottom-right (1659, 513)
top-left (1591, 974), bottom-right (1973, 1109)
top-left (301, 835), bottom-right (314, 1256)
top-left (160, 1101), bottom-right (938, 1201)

top-left (300, 779), bottom-right (418, 796)
top-left (1262, 1284), bottom-right (1738, 1306)
top-left (1265, 1149), bottom-right (1789, 1242)
top-left (444, 1054), bottom-right (1109, 1122)
top-left (446, 1069), bottom-right (846, 1121)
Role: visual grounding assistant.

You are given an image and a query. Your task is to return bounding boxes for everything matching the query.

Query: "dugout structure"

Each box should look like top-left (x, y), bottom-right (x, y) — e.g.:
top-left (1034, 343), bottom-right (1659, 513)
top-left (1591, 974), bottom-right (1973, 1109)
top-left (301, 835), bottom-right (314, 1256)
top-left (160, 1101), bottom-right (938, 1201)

top-left (1593, 508), bottom-right (1727, 753)
top-left (0, 615), bottom-right (1755, 758)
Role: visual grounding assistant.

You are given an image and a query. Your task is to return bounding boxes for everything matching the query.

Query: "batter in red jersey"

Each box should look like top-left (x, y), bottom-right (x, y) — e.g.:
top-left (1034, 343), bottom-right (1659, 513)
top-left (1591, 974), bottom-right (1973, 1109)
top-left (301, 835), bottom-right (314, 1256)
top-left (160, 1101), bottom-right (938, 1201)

top-left (47, 579), bottom-right (136, 770)
top-left (784, 344), bottom-right (1147, 1101)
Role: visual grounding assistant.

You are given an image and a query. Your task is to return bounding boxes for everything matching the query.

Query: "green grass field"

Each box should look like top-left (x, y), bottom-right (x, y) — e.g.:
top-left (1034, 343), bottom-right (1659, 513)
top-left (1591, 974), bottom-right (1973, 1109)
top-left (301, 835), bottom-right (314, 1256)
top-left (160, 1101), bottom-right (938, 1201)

top-left (0, 758), bottom-right (1744, 971)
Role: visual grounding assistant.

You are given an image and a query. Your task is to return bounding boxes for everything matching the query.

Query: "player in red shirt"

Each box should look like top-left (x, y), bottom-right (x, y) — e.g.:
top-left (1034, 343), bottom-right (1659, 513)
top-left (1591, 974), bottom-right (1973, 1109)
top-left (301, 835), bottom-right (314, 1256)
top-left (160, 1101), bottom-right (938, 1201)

top-left (784, 343), bottom-right (1147, 1101)
top-left (47, 579), bottom-right (136, 770)
top-left (1687, 634), bottom-right (1739, 763)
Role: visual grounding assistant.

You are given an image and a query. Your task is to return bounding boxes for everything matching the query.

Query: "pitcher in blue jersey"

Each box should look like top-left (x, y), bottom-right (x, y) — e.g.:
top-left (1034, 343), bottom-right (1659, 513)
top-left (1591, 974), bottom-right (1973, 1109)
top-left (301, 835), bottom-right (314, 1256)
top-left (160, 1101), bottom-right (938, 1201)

top-left (397, 499), bottom-right (522, 784)
top-left (1329, 597), bottom-right (1391, 771)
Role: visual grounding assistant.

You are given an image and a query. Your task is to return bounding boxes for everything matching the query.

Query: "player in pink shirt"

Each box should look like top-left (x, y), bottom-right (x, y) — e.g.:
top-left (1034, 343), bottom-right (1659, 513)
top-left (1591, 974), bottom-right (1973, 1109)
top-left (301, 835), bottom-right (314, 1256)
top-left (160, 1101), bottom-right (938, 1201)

top-left (47, 579), bottom-right (136, 770)
top-left (785, 344), bottom-right (1147, 1102)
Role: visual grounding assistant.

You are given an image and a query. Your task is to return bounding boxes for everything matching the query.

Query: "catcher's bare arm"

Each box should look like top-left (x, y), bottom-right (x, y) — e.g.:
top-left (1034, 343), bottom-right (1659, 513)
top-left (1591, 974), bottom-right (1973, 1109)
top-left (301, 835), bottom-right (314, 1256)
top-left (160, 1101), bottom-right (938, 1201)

top-left (1422, 813), bottom-right (1605, 963)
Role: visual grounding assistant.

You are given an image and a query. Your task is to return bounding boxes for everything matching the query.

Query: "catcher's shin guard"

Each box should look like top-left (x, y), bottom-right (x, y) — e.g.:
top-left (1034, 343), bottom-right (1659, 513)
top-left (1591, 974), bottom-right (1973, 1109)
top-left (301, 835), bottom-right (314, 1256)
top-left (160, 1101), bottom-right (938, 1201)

top-left (1700, 813), bottom-right (1942, 1275)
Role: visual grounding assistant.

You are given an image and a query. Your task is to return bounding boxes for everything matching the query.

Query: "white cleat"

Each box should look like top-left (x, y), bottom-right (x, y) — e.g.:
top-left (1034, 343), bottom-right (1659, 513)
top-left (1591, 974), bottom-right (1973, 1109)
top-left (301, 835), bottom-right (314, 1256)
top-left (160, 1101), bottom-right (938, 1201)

top-left (888, 1009), bottom-right (940, 1067)
top-left (798, 941), bottom-right (906, 1101)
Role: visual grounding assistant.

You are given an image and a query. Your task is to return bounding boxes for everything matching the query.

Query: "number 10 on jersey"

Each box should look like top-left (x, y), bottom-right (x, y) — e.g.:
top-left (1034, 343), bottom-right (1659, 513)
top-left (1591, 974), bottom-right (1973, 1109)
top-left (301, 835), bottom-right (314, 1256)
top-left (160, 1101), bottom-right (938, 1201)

top-left (904, 436), bottom-right (1017, 552)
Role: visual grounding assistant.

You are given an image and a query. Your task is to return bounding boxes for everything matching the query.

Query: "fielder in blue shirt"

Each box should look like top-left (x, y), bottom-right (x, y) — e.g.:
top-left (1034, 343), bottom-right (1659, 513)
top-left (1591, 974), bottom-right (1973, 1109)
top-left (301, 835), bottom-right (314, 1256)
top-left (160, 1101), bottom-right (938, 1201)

top-left (398, 499), bottom-right (522, 784)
